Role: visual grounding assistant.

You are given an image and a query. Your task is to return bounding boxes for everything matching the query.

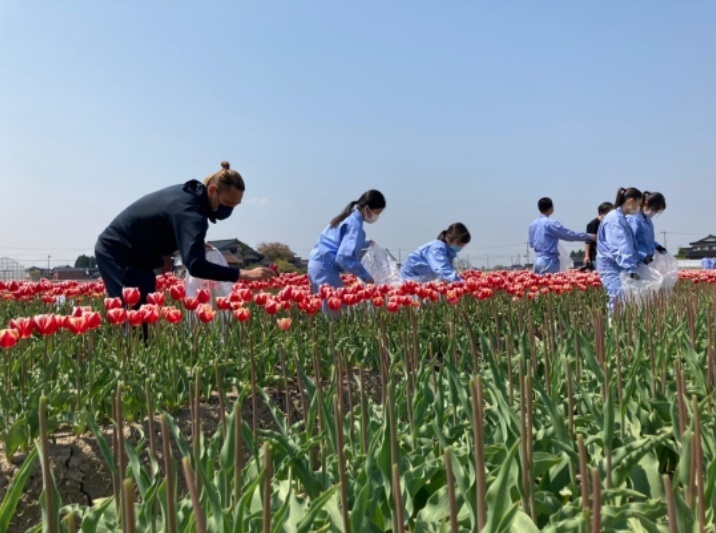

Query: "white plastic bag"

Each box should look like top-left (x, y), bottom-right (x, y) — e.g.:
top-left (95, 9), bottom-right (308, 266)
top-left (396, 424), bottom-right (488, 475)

top-left (559, 245), bottom-right (573, 272)
top-left (361, 242), bottom-right (402, 287)
top-left (185, 245), bottom-right (234, 299)
top-left (620, 263), bottom-right (664, 306)
top-left (651, 252), bottom-right (678, 291)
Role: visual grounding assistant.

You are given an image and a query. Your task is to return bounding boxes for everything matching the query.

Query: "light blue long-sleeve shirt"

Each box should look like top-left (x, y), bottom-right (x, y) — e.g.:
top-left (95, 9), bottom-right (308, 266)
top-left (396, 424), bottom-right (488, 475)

top-left (528, 215), bottom-right (592, 259)
top-left (400, 240), bottom-right (460, 283)
top-left (308, 209), bottom-right (372, 282)
top-left (596, 207), bottom-right (639, 274)
top-left (626, 211), bottom-right (661, 261)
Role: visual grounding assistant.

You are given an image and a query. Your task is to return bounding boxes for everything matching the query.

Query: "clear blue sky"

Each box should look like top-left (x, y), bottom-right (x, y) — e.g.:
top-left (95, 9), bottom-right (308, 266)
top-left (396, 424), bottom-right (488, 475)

top-left (1, 1), bottom-right (714, 268)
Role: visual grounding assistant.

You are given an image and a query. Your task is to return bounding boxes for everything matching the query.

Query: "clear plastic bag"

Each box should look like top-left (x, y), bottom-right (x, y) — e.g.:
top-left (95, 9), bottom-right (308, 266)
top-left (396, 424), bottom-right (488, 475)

top-left (559, 245), bottom-right (573, 272)
top-left (651, 252), bottom-right (678, 291)
top-left (620, 263), bottom-right (664, 306)
top-left (361, 242), bottom-right (402, 286)
top-left (185, 245), bottom-right (234, 299)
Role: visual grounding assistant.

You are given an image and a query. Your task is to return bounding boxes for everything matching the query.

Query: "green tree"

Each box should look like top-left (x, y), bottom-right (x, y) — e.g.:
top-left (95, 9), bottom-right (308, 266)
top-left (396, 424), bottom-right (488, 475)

top-left (74, 255), bottom-right (97, 268)
top-left (676, 247), bottom-right (687, 259)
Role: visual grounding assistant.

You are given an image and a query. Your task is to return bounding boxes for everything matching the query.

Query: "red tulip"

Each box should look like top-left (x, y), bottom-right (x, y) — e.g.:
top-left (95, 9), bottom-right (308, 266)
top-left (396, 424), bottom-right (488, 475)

top-left (233, 307), bottom-right (251, 323)
top-left (372, 296), bottom-right (384, 308)
top-left (140, 304), bottom-right (161, 324)
top-left (104, 297), bottom-right (122, 310)
top-left (9, 317), bottom-right (34, 339)
top-left (265, 300), bottom-right (280, 315)
top-left (253, 292), bottom-right (269, 306)
top-left (216, 297), bottom-right (232, 311)
top-left (122, 287), bottom-right (141, 307)
top-left (147, 292), bottom-right (166, 306)
top-left (127, 310), bottom-right (144, 327)
top-left (0, 328), bottom-right (20, 349)
top-left (67, 316), bottom-right (90, 335)
top-left (32, 314), bottom-right (60, 336)
top-left (72, 306), bottom-right (94, 318)
top-left (276, 317), bottom-right (292, 331)
top-left (269, 263), bottom-right (279, 272)
top-left (387, 300), bottom-right (400, 313)
top-left (196, 288), bottom-right (211, 304)
top-left (85, 311), bottom-right (102, 329)
top-left (196, 304), bottom-right (216, 323)
top-left (170, 284), bottom-right (186, 301)
top-left (162, 306), bottom-right (183, 324)
top-left (238, 288), bottom-right (252, 302)
top-left (107, 308), bottom-right (128, 326)
top-left (183, 296), bottom-right (199, 311)
top-left (327, 297), bottom-right (342, 311)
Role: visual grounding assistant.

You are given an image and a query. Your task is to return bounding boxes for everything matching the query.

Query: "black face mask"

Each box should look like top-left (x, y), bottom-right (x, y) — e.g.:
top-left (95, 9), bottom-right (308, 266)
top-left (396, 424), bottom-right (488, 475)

top-left (214, 204), bottom-right (234, 220)
top-left (212, 190), bottom-right (234, 220)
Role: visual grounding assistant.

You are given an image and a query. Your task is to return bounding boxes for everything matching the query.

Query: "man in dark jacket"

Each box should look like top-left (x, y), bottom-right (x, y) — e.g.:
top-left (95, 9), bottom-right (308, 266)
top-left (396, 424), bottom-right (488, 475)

top-left (95, 161), bottom-right (275, 306)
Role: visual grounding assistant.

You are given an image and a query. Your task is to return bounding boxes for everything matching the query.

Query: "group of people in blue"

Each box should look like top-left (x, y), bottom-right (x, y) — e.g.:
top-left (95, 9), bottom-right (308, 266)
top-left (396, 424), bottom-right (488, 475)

top-left (702, 257), bottom-right (716, 270)
top-left (528, 187), bottom-right (668, 311)
top-left (306, 189), bottom-right (471, 293)
top-left (96, 161), bottom-right (684, 316)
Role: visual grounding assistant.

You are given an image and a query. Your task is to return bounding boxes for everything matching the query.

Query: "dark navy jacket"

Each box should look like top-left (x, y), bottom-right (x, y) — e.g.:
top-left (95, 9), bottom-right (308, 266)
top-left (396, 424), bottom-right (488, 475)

top-left (97, 180), bottom-right (239, 282)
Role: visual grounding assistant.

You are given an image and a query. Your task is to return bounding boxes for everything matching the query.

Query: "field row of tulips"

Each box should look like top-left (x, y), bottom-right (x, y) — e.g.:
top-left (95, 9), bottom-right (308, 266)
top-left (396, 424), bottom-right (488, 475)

top-left (1, 269), bottom-right (716, 531)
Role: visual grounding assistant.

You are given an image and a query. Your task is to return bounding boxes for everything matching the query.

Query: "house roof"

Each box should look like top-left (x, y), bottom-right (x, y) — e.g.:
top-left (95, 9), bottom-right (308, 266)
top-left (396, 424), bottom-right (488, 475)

top-left (208, 239), bottom-right (241, 251)
top-left (173, 238), bottom-right (266, 267)
top-left (689, 234), bottom-right (716, 245)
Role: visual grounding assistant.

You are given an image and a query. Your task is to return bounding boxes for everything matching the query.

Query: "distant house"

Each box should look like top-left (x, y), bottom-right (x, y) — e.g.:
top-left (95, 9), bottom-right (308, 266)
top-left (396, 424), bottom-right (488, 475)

top-left (684, 235), bottom-right (716, 260)
top-left (51, 266), bottom-right (99, 281)
top-left (172, 238), bottom-right (269, 277)
top-left (25, 266), bottom-right (51, 281)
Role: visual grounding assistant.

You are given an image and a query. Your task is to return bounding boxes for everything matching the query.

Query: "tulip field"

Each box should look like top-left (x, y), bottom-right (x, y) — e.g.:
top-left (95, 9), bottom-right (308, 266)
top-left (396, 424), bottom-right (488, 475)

top-left (1, 269), bottom-right (716, 532)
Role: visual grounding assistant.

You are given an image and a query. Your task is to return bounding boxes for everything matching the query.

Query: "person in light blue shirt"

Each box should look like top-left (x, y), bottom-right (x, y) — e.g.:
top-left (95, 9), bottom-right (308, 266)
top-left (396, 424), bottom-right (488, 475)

top-left (308, 189), bottom-right (386, 296)
top-left (627, 191), bottom-right (667, 264)
top-left (401, 223), bottom-right (471, 283)
top-left (702, 257), bottom-right (715, 270)
top-left (528, 197), bottom-right (595, 275)
top-left (597, 187), bottom-right (644, 312)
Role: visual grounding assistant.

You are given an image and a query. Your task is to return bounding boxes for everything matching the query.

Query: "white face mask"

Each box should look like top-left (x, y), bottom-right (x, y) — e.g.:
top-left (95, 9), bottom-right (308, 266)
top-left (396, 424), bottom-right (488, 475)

top-left (644, 209), bottom-right (656, 218)
top-left (364, 208), bottom-right (380, 224)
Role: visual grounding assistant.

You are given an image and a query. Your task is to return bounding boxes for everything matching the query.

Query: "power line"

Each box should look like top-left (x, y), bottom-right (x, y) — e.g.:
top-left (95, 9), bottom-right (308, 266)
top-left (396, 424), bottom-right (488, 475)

top-left (0, 245), bottom-right (94, 251)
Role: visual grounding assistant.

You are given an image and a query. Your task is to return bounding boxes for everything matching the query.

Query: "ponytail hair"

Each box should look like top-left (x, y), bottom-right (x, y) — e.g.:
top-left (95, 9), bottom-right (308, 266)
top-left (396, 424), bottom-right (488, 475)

top-left (330, 189), bottom-right (386, 228)
top-left (204, 161), bottom-right (245, 192)
top-left (614, 187), bottom-right (643, 207)
top-left (643, 191), bottom-right (666, 211)
top-left (438, 222), bottom-right (471, 245)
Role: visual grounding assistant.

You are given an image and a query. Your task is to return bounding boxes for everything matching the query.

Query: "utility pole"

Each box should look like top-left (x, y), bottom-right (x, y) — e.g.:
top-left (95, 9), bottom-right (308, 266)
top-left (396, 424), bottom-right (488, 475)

top-left (661, 231), bottom-right (667, 250)
top-left (525, 242), bottom-right (530, 265)
top-left (47, 255), bottom-right (51, 273)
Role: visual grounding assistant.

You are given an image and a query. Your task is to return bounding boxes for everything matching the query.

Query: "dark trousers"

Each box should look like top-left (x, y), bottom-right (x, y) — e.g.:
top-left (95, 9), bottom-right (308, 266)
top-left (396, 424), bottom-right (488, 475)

top-left (96, 241), bottom-right (156, 341)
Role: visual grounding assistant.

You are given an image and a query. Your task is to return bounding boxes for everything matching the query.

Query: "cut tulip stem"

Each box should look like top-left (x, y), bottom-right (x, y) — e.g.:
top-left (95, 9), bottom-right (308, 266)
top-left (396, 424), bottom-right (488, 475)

top-left (262, 442), bottom-right (272, 533)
